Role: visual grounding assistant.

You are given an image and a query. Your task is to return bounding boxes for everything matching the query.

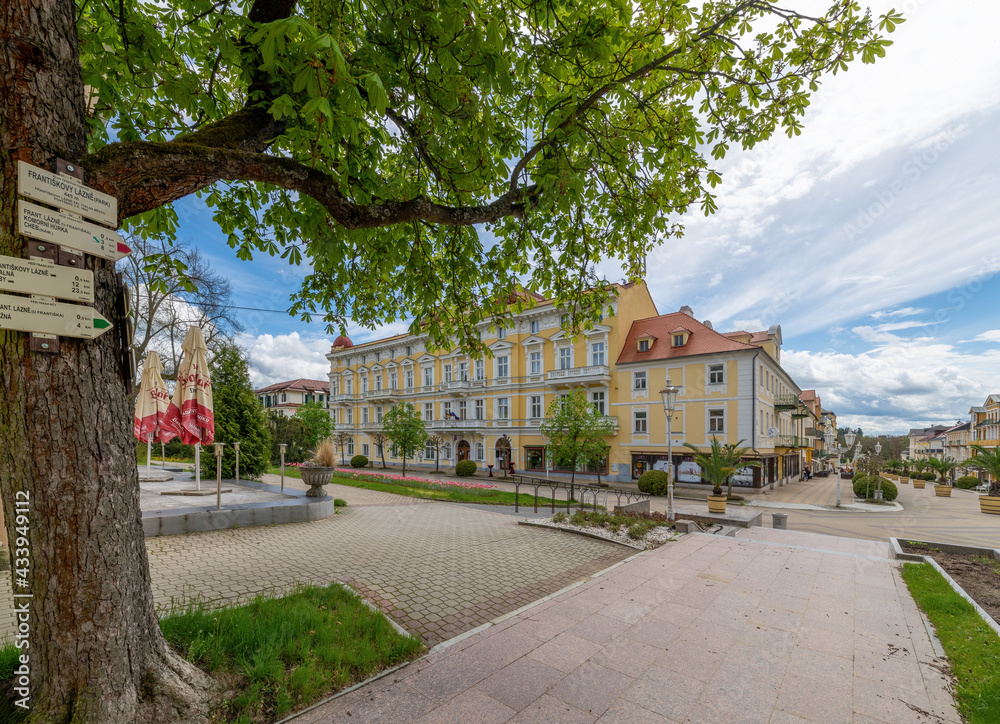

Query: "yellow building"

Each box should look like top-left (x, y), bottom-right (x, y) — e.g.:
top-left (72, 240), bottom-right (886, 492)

top-left (325, 290), bottom-right (816, 488)
top-left (970, 395), bottom-right (1000, 448)
top-left (326, 282), bottom-right (657, 476)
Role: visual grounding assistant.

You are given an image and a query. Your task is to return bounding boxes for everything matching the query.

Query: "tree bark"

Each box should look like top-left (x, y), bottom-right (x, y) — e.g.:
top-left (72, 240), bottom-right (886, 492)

top-left (0, 1), bottom-right (213, 720)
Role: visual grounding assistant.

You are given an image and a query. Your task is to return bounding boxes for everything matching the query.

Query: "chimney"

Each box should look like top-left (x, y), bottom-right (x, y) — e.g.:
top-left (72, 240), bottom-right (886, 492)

top-left (679, 305), bottom-right (694, 317)
top-left (703, 320), bottom-right (713, 329)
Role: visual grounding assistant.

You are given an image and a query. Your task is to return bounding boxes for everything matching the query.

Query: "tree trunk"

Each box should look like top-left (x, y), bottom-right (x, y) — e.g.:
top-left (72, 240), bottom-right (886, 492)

top-left (0, 1), bottom-right (213, 720)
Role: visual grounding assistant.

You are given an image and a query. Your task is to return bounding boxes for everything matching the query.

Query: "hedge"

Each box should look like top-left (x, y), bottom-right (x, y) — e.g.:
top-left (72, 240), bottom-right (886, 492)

top-left (350, 454), bottom-right (369, 468)
top-left (637, 469), bottom-right (671, 496)
top-left (455, 460), bottom-right (477, 477)
top-left (955, 475), bottom-right (980, 490)
top-left (922, 471), bottom-right (936, 481)
top-left (853, 476), bottom-right (898, 501)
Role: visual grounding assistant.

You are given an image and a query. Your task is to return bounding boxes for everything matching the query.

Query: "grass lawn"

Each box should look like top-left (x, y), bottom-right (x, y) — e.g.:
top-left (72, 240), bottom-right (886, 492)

top-left (0, 584), bottom-right (421, 723)
top-left (901, 562), bottom-right (1000, 723)
top-left (266, 465), bottom-right (579, 508)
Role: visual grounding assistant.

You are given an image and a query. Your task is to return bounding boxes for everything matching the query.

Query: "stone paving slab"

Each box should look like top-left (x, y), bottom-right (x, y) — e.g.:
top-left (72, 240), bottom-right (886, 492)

top-left (302, 531), bottom-right (960, 723)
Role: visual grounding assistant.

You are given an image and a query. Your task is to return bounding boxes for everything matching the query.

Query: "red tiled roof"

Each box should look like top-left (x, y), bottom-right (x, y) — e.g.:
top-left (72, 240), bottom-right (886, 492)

top-left (255, 378), bottom-right (330, 394)
top-left (750, 330), bottom-right (771, 343)
top-left (617, 313), bottom-right (757, 365)
top-left (669, 326), bottom-right (692, 334)
top-left (799, 390), bottom-right (817, 401)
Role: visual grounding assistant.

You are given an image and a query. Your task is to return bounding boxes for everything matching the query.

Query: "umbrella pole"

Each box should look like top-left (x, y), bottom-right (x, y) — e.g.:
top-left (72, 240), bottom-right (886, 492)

top-left (146, 436), bottom-right (152, 477)
top-left (195, 443), bottom-right (201, 490)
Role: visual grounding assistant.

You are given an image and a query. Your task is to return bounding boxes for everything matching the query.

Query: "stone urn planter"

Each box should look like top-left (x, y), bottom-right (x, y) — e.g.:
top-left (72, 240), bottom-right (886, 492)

top-left (980, 496), bottom-right (1000, 515)
top-left (707, 495), bottom-right (727, 514)
top-left (934, 483), bottom-right (952, 497)
top-left (300, 466), bottom-right (337, 497)
top-left (912, 478), bottom-right (925, 489)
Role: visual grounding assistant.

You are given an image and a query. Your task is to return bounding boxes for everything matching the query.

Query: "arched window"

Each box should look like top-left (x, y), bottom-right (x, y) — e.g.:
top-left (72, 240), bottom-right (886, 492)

top-left (442, 442), bottom-right (452, 460)
top-left (346, 437), bottom-right (354, 456)
top-left (475, 442), bottom-right (485, 461)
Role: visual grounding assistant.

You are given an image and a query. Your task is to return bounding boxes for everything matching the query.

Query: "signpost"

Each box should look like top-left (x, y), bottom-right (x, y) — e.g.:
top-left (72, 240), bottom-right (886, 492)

top-left (17, 161), bottom-right (117, 227)
top-left (0, 254), bottom-right (94, 302)
top-left (18, 201), bottom-right (130, 261)
top-left (0, 293), bottom-right (113, 339)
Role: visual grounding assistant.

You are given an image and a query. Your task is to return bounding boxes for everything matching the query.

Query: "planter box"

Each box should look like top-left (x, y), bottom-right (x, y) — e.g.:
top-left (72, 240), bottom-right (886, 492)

top-left (981, 496), bottom-right (1000, 515)
top-left (934, 484), bottom-right (952, 497)
top-left (707, 495), bottom-right (727, 514)
top-left (912, 479), bottom-right (925, 489)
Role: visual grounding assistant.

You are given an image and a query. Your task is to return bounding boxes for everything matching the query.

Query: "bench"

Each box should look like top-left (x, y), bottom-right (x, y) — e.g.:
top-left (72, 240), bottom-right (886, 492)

top-left (975, 482), bottom-right (990, 494)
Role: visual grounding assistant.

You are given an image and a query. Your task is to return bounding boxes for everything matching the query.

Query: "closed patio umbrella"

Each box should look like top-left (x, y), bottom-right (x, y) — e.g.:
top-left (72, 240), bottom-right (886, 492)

top-left (133, 351), bottom-right (171, 477)
top-left (162, 327), bottom-right (215, 489)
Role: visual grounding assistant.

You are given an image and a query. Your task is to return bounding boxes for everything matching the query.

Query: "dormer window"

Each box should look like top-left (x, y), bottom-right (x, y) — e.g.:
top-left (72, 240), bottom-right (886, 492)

top-left (638, 339), bottom-right (650, 352)
top-left (670, 327), bottom-right (691, 347)
top-left (672, 334), bottom-right (685, 347)
top-left (636, 332), bottom-right (656, 352)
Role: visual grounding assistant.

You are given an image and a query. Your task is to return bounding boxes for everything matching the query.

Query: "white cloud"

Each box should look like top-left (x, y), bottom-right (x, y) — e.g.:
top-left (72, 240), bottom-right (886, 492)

top-left (870, 307), bottom-right (927, 320)
top-left (971, 330), bottom-right (1000, 344)
top-left (242, 332), bottom-right (332, 388)
top-left (873, 320), bottom-right (937, 333)
top-left (708, 272), bottom-right (723, 288)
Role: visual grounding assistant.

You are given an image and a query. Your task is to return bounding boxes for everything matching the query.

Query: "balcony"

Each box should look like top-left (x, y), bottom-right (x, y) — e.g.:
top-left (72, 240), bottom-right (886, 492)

top-left (439, 379), bottom-right (486, 395)
top-left (804, 427), bottom-right (819, 437)
top-left (422, 415), bottom-right (619, 432)
top-left (775, 435), bottom-right (807, 449)
top-left (362, 388), bottom-right (398, 402)
top-left (546, 365), bottom-right (611, 387)
top-left (774, 393), bottom-right (799, 411)
top-left (329, 393), bottom-right (355, 405)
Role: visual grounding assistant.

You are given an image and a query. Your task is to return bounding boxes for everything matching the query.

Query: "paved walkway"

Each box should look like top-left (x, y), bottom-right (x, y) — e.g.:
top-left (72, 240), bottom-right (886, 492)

top-left (304, 529), bottom-right (958, 723)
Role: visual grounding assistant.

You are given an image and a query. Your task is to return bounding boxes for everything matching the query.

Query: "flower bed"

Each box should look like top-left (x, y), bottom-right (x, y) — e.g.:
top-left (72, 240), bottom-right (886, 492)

top-left (333, 468), bottom-right (497, 492)
top-left (539, 510), bottom-right (678, 550)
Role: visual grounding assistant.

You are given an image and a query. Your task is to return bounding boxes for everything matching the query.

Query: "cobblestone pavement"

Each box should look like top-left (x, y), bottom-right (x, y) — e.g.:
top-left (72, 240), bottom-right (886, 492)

top-left (0, 485), bottom-right (630, 645)
top-left (304, 530), bottom-right (959, 723)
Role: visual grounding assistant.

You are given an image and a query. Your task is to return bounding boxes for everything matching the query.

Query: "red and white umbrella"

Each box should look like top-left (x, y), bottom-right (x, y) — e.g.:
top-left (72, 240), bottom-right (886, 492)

top-left (163, 327), bottom-right (215, 488)
top-left (133, 351), bottom-right (171, 477)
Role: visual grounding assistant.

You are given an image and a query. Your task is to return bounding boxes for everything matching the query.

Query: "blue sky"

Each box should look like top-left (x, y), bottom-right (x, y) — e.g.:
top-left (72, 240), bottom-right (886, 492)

top-left (169, 1), bottom-right (1000, 436)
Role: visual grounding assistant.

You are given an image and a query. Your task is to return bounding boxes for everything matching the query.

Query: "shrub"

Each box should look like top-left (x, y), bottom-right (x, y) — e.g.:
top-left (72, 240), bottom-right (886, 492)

top-left (455, 460), bottom-right (477, 477)
top-left (637, 469), bottom-right (671, 496)
top-left (922, 471), bottom-right (936, 481)
top-left (955, 475), bottom-right (980, 490)
top-left (350, 454), bottom-right (369, 468)
top-left (853, 476), bottom-right (898, 501)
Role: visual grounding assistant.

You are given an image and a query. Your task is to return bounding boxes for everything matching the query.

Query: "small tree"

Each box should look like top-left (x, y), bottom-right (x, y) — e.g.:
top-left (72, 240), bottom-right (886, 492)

top-left (967, 445), bottom-right (1000, 497)
top-left (266, 412), bottom-right (312, 464)
top-left (198, 346), bottom-right (271, 480)
top-left (335, 431), bottom-right (350, 465)
top-left (426, 435), bottom-right (443, 473)
top-left (539, 389), bottom-right (616, 486)
top-left (294, 399), bottom-right (334, 448)
top-left (683, 438), bottom-right (759, 497)
top-left (925, 455), bottom-right (958, 484)
top-left (383, 402), bottom-right (427, 476)
top-left (371, 431), bottom-right (389, 469)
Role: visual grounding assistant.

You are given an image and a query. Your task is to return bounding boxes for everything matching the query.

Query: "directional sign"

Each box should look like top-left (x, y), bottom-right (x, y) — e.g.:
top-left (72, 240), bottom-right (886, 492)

top-left (18, 201), bottom-right (131, 261)
top-left (18, 161), bottom-right (118, 227)
top-left (0, 255), bottom-right (94, 302)
top-left (0, 293), bottom-right (112, 339)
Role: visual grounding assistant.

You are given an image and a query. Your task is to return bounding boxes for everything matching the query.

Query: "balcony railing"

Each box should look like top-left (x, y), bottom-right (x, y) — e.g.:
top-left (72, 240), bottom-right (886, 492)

top-left (439, 379), bottom-right (487, 394)
top-left (546, 365), bottom-right (611, 385)
top-left (775, 435), bottom-right (807, 448)
top-left (330, 393), bottom-right (355, 404)
top-left (362, 388), bottom-right (398, 401)
top-left (413, 415), bottom-right (619, 431)
top-left (774, 393), bottom-right (799, 411)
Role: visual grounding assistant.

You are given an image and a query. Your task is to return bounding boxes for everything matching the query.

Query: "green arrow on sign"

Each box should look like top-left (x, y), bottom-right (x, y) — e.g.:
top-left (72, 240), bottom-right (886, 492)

top-left (0, 292), bottom-right (113, 339)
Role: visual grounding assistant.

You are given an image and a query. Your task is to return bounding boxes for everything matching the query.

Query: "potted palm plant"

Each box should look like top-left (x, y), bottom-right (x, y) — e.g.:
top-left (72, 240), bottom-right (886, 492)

top-left (911, 459), bottom-right (927, 489)
top-left (898, 459), bottom-right (910, 483)
top-left (967, 445), bottom-right (1000, 515)
top-left (300, 437), bottom-right (338, 497)
top-left (926, 456), bottom-right (958, 497)
top-left (684, 438), bottom-right (760, 514)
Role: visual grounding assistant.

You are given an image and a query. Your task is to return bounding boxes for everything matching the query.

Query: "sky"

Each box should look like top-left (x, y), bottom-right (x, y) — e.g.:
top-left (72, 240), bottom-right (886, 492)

top-left (164, 0), bottom-right (1000, 436)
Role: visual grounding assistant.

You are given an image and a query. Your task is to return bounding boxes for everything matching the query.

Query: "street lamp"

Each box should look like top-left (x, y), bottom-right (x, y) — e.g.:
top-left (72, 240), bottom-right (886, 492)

top-left (825, 425), bottom-right (856, 507)
top-left (660, 379), bottom-right (680, 521)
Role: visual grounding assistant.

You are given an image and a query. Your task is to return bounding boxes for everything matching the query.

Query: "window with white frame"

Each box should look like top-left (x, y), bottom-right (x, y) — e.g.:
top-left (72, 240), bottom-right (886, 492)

top-left (346, 377), bottom-right (353, 394)
top-left (375, 405), bottom-right (383, 423)
top-left (638, 339), bottom-right (650, 352)
top-left (591, 341), bottom-right (606, 366)
top-left (405, 345), bottom-right (412, 356)
top-left (422, 402), bottom-right (433, 420)
top-left (424, 441), bottom-right (436, 458)
top-left (362, 443), bottom-right (369, 456)
top-left (458, 400), bottom-right (467, 419)
top-left (709, 409), bottom-right (725, 433)
top-left (559, 347), bottom-right (571, 370)
top-left (497, 397), bottom-right (509, 419)
top-left (458, 361), bottom-right (468, 380)
top-left (405, 369), bottom-right (414, 388)
top-left (423, 367), bottom-right (434, 386)
top-left (360, 376), bottom-right (368, 393)
top-left (362, 407), bottom-right (369, 424)
top-left (497, 355), bottom-right (509, 378)
top-left (475, 442), bottom-right (485, 461)
top-left (634, 410), bottom-right (647, 433)
top-left (390, 371), bottom-right (397, 389)
top-left (530, 395), bottom-right (542, 418)
top-left (634, 371), bottom-right (647, 390)
top-left (346, 437), bottom-right (354, 455)
top-left (475, 359), bottom-right (485, 380)
top-left (530, 320), bottom-right (539, 334)
top-left (592, 391), bottom-right (605, 415)
top-left (442, 442), bottom-right (452, 459)
top-left (672, 334), bottom-right (685, 347)
top-left (443, 363), bottom-right (452, 382)
top-left (443, 401), bottom-right (452, 418)
top-left (529, 351), bottom-right (542, 375)
top-left (346, 408), bottom-right (353, 424)
top-left (497, 327), bottom-right (506, 340)
top-left (709, 364), bottom-right (724, 385)
top-left (374, 373), bottom-right (382, 390)
top-left (474, 399), bottom-right (484, 419)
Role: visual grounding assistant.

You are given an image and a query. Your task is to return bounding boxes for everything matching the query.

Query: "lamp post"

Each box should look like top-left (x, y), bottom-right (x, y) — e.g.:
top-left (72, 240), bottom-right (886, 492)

top-left (279, 443), bottom-right (287, 492)
top-left (660, 379), bottom-right (680, 521)
top-left (873, 440), bottom-right (883, 499)
top-left (825, 425), bottom-right (856, 507)
top-left (233, 441), bottom-right (241, 484)
top-left (213, 442), bottom-right (225, 510)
